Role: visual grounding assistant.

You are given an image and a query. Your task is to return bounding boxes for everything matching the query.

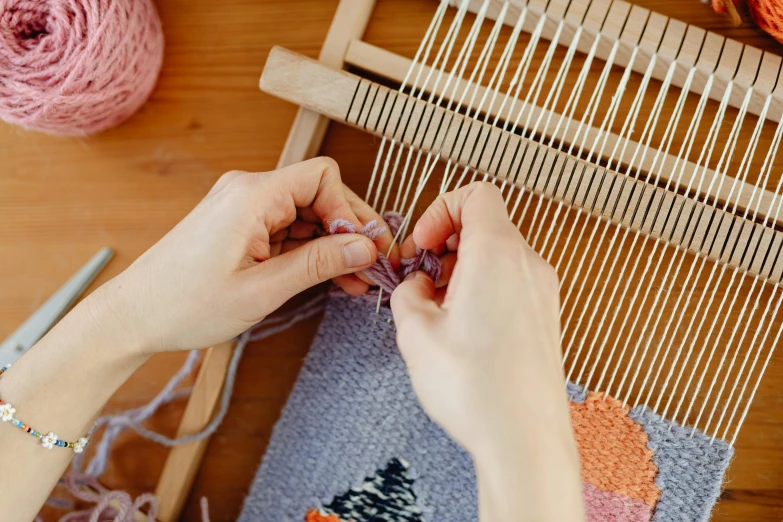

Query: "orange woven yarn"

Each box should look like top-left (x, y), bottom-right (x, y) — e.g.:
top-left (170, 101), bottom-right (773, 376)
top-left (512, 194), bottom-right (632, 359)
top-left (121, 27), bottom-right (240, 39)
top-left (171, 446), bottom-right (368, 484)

top-left (305, 511), bottom-right (344, 522)
top-left (569, 392), bottom-right (661, 506)
top-left (748, 0), bottom-right (783, 43)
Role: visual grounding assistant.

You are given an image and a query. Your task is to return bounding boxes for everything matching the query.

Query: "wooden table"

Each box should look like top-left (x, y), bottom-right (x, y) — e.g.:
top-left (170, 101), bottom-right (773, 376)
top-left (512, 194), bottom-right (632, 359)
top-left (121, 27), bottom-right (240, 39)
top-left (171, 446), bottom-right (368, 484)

top-left (1, 0), bottom-right (782, 520)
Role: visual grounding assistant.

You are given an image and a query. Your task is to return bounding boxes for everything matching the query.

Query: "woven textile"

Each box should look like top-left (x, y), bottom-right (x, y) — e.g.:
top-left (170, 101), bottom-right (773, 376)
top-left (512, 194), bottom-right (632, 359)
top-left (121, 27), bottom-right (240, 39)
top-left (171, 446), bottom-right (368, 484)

top-left (239, 295), bottom-right (733, 522)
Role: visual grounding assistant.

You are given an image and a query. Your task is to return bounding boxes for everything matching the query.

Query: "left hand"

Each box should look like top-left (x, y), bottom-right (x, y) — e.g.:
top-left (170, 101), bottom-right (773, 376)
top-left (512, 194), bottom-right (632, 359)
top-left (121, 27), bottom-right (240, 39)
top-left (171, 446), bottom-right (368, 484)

top-left (97, 157), bottom-right (399, 354)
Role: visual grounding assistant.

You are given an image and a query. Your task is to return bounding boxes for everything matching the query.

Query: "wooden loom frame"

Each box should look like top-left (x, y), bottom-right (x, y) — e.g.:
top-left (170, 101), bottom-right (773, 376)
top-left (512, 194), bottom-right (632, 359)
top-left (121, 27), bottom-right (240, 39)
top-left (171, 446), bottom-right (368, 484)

top-left (144, 0), bottom-right (783, 518)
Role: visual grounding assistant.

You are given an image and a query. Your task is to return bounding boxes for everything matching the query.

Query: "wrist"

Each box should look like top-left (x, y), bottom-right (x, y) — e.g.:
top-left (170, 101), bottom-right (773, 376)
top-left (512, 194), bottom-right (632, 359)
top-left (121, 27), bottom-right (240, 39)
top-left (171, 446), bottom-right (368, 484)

top-left (0, 289), bottom-right (149, 442)
top-left (86, 276), bottom-right (152, 358)
top-left (472, 405), bottom-right (585, 522)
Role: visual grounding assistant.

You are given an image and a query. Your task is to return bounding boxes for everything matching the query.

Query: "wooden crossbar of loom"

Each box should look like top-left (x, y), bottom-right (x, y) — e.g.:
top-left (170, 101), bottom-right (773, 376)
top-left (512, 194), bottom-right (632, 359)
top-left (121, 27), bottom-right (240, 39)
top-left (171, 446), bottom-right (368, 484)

top-left (260, 46), bottom-right (783, 284)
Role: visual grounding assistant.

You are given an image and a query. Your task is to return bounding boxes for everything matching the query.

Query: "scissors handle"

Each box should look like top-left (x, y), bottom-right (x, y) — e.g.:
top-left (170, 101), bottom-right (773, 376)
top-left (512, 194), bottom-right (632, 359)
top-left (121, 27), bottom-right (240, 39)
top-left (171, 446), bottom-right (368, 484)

top-left (0, 247), bottom-right (114, 365)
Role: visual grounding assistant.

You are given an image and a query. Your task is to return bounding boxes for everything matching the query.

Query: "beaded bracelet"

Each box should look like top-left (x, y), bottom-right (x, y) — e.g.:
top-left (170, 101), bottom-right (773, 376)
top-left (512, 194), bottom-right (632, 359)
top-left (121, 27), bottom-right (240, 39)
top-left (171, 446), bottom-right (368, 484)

top-left (0, 365), bottom-right (90, 453)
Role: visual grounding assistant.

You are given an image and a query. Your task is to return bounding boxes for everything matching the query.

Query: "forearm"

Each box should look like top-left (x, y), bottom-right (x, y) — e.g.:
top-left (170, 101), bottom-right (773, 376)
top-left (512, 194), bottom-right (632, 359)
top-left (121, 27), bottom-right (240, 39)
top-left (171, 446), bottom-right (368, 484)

top-left (0, 286), bottom-right (147, 522)
top-left (474, 412), bottom-right (585, 522)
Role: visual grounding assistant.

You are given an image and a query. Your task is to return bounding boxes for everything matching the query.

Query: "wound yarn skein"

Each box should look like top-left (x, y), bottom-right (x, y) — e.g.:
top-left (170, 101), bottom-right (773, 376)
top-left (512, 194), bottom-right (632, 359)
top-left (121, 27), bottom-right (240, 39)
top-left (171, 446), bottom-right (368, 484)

top-left (746, 0), bottom-right (783, 43)
top-left (0, 0), bottom-right (164, 136)
top-left (712, 0), bottom-right (783, 44)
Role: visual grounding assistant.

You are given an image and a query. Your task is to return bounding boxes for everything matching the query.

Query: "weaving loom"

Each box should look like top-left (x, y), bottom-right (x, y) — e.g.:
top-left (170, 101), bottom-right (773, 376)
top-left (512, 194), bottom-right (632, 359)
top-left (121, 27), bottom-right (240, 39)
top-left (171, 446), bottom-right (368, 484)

top-left (237, 0), bottom-right (783, 519)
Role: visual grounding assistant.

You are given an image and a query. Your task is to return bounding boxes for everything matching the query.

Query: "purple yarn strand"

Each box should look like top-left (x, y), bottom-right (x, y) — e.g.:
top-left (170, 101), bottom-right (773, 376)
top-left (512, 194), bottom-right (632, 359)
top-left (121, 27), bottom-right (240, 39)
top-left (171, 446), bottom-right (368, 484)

top-left (401, 247), bottom-right (442, 284)
top-left (44, 295), bottom-right (329, 521)
top-left (327, 212), bottom-right (442, 296)
top-left (75, 294), bottom-right (329, 480)
top-left (200, 497), bottom-right (211, 522)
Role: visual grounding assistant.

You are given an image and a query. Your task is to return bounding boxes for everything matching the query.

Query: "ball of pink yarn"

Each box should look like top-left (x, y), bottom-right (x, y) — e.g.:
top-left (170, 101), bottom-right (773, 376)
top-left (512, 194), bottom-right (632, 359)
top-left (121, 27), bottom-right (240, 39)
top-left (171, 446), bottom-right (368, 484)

top-left (0, 0), bottom-right (164, 136)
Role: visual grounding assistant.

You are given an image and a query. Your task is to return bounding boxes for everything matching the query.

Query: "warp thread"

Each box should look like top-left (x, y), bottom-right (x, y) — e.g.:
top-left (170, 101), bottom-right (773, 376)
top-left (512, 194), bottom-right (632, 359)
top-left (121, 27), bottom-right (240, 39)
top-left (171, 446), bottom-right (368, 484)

top-left (0, 0), bottom-right (165, 136)
top-left (43, 294), bottom-right (328, 522)
top-left (328, 211), bottom-right (442, 298)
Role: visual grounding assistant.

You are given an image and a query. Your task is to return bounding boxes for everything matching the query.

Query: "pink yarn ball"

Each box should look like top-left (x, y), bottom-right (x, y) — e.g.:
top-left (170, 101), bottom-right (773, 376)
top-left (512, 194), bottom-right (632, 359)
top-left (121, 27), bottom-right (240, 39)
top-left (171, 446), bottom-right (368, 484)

top-left (0, 0), bottom-right (164, 136)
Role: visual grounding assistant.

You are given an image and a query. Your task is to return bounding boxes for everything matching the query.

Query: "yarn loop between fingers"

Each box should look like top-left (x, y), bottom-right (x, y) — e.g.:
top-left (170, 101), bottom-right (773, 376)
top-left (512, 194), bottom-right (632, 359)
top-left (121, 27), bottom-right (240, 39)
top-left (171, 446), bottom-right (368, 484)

top-left (328, 212), bottom-right (442, 297)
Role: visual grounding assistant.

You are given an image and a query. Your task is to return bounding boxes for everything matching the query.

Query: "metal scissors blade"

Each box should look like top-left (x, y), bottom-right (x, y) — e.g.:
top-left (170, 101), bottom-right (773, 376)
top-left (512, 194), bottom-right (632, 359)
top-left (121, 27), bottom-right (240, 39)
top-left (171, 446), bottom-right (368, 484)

top-left (0, 247), bottom-right (114, 365)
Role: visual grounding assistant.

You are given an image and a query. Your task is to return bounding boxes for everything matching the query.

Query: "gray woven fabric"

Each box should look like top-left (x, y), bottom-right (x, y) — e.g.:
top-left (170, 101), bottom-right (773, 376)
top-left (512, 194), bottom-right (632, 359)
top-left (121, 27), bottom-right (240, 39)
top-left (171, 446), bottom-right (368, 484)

top-left (630, 406), bottom-right (734, 522)
top-left (567, 381), bottom-right (588, 403)
top-left (238, 295), bottom-right (477, 522)
top-left (239, 295), bottom-right (732, 522)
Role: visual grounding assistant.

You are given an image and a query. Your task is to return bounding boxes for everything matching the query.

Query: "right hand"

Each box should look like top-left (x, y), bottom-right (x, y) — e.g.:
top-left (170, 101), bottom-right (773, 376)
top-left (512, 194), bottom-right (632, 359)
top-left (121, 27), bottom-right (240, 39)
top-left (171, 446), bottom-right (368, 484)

top-left (390, 182), bottom-right (584, 520)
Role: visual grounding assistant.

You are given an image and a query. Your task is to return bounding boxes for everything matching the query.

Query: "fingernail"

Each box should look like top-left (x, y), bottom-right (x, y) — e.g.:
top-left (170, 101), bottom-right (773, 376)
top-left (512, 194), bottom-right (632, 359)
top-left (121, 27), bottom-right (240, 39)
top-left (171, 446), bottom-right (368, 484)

top-left (343, 240), bottom-right (373, 268)
top-left (404, 271), bottom-right (427, 282)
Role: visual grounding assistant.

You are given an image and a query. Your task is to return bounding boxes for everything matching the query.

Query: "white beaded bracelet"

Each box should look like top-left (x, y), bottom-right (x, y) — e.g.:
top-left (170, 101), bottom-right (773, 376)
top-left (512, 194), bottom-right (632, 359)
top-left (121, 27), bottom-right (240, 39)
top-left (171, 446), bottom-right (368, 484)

top-left (0, 365), bottom-right (90, 452)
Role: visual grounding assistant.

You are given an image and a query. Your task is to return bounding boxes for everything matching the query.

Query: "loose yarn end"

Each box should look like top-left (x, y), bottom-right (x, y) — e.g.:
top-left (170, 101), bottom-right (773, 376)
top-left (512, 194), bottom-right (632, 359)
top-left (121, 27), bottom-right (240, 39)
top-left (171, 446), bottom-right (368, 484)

top-left (328, 212), bottom-right (442, 300)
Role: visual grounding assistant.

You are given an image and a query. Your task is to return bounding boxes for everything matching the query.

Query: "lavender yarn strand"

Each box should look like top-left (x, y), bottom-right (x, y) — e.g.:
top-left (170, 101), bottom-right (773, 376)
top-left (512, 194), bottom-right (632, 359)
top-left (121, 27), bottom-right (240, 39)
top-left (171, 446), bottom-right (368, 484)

top-left (328, 213), bottom-right (442, 297)
top-left (75, 293), bottom-right (329, 478)
top-left (200, 497), bottom-right (212, 522)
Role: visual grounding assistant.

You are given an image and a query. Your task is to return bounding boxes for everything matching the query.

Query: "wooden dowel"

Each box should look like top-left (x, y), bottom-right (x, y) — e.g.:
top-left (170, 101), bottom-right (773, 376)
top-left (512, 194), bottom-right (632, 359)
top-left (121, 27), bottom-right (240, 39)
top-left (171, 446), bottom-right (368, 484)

top-left (343, 39), bottom-right (783, 229)
top-left (260, 47), bottom-right (783, 284)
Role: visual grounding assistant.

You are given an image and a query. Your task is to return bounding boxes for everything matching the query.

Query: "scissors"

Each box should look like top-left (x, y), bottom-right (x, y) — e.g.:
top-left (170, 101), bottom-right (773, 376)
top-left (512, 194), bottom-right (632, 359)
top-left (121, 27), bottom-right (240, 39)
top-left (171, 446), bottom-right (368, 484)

top-left (0, 247), bottom-right (114, 366)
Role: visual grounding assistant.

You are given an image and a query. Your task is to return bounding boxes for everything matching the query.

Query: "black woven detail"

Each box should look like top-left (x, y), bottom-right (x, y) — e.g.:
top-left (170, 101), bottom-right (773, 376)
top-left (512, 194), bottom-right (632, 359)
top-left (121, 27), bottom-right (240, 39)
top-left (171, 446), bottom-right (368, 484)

top-left (324, 458), bottom-right (425, 522)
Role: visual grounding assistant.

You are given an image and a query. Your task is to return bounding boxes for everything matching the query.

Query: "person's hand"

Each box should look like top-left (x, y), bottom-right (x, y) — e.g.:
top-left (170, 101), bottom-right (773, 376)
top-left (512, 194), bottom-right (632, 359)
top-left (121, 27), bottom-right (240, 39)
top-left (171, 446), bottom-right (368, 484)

top-left (97, 157), bottom-right (399, 353)
top-left (390, 182), bottom-right (584, 521)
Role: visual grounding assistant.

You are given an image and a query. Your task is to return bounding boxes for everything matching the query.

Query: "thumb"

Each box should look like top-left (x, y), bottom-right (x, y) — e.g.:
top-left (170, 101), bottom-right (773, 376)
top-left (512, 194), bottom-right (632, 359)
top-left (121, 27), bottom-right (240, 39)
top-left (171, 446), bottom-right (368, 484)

top-left (391, 271), bottom-right (441, 339)
top-left (250, 234), bottom-right (377, 307)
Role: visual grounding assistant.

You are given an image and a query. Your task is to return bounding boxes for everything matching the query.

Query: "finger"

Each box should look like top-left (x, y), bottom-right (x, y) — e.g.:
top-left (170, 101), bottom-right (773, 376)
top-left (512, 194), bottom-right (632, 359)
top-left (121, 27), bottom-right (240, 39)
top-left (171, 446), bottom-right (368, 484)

top-left (245, 234), bottom-right (377, 307)
top-left (259, 157), bottom-right (363, 231)
top-left (344, 186), bottom-right (400, 268)
top-left (280, 238), bottom-right (307, 254)
top-left (270, 241), bottom-right (282, 257)
top-left (289, 220), bottom-right (322, 239)
top-left (297, 205), bottom-right (320, 223)
top-left (434, 287), bottom-right (448, 306)
top-left (412, 182), bottom-right (511, 250)
top-left (400, 234), bottom-right (446, 255)
top-left (333, 274), bottom-right (371, 296)
top-left (436, 252), bottom-right (457, 288)
top-left (446, 233), bottom-right (459, 252)
top-left (270, 228), bottom-right (289, 242)
top-left (280, 240), bottom-right (374, 295)
top-left (400, 234), bottom-right (417, 259)
top-left (391, 271), bottom-right (441, 332)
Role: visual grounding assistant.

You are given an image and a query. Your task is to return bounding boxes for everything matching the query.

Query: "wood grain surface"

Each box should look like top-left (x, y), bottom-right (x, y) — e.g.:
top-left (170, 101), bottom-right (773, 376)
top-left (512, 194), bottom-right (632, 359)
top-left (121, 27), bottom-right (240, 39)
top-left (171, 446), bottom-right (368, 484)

top-left (1, 1), bottom-right (782, 520)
